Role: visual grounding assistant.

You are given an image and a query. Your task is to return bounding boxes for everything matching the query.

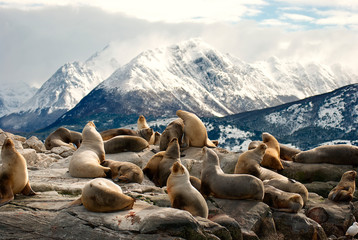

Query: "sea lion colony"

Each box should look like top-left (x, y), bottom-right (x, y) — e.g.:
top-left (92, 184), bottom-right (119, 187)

top-left (1, 110), bottom-right (357, 217)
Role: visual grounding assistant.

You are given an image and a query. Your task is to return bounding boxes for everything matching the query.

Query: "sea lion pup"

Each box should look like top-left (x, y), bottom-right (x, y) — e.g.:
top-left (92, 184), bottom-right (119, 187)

top-left (103, 135), bottom-right (149, 154)
top-left (176, 110), bottom-right (216, 150)
top-left (167, 161), bottom-right (208, 218)
top-left (102, 159), bottom-right (144, 184)
top-left (261, 132), bottom-right (283, 170)
top-left (100, 128), bottom-right (153, 142)
top-left (0, 138), bottom-right (36, 206)
top-left (142, 151), bottom-right (165, 185)
top-left (201, 147), bottom-right (264, 200)
top-left (69, 121), bottom-right (111, 178)
top-left (157, 137), bottom-right (181, 187)
top-left (77, 178), bottom-right (135, 213)
top-left (159, 118), bottom-right (184, 151)
top-left (292, 144), bottom-right (358, 165)
top-left (235, 143), bottom-right (308, 204)
top-left (45, 127), bottom-right (82, 150)
top-left (328, 170), bottom-right (357, 202)
top-left (263, 184), bottom-right (303, 213)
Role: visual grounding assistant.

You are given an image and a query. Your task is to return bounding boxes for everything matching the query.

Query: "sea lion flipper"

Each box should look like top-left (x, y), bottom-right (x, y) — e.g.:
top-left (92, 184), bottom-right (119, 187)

top-left (172, 193), bottom-right (186, 210)
top-left (117, 176), bottom-right (130, 183)
top-left (21, 181), bottom-right (36, 196)
top-left (0, 178), bottom-right (14, 206)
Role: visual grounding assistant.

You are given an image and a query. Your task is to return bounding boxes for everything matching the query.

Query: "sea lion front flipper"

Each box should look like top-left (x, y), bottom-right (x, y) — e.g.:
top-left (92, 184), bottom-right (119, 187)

top-left (21, 181), bottom-right (36, 196)
top-left (0, 178), bottom-right (15, 206)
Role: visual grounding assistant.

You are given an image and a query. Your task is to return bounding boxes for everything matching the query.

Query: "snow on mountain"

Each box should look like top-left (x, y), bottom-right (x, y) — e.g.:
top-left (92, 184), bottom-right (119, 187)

top-left (0, 83), bottom-right (38, 117)
top-left (0, 61), bottom-right (103, 132)
top-left (207, 84), bottom-right (358, 151)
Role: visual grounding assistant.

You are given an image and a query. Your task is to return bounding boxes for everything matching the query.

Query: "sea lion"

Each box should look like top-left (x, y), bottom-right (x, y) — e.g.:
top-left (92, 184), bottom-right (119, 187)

top-left (69, 121), bottom-right (111, 178)
top-left (157, 137), bottom-right (181, 187)
top-left (102, 159), bottom-right (144, 184)
top-left (292, 145), bottom-right (358, 165)
top-left (279, 144), bottom-right (301, 161)
top-left (235, 143), bottom-right (308, 204)
top-left (189, 176), bottom-right (202, 192)
top-left (328, 170), bottom-right (357, 202)
top-left (159, 118), bottom-right (184, 151)
top-left (100, 128), bottom-right (153, 142)
top-left (248, 141), bottom-right (262, 150)
top-left (45, 127), bottom-right (82, 150)
top-left (261, 132), bottom-right (283, 170)
top-left (201, 147), bottom-right (264, 200)
top-left (176, 110), bottom-right (216, 150)
top-left (142, 151), bottom-right (165, 184)
top-left (103, 135), bottom-right (149, 154)
top-left (167, 161), bottom-right (208, 218)
top-left (263, 184), bottom-right (304, 213)
top-left (79, 178), bottom-right (135, 212)
top-left (154, 132), bottom-right (161, 145)
top-left (0, 138), bottom-right (36, 206)
top-left (137, 115), bottom-right (150, 129)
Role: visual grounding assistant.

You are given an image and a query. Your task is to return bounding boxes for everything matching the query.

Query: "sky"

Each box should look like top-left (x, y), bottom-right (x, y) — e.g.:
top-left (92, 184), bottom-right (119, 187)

top-left (0, 0), bottom-right (358, 88)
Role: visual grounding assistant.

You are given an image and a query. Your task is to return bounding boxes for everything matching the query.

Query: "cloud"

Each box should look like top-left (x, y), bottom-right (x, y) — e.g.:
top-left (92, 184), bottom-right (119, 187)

top-left (0, 5), bottom-right (357, 90)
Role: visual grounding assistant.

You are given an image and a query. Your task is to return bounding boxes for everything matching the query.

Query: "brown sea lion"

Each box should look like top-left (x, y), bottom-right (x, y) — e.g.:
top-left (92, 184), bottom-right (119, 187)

top-left (263, 184), bottom-right (304, 213)
top-left (154, 132), bottom-right (161, 145)
top-left (100, 128), bottom-right (153, 142)
top-left (292, 145), bottom-right (358, 165)
top-left (69, 121), bottom-right (111, 178)
top-left (142, 151), bottom-right (165, 184)
top-left (167, 161), bottom-right (208, 218)
top-left (45, 127), bottom-right (82, 150)
top-left (0, 138), bottom-right (36, 206)
top-left (176, 110), bottom-right (216, 150)
top-left (103, 135), bottom-right (149, 154)
top-left (328, 170), bottom-right (357, 202)
top-left (79, 178), bottom-right (135, 212)
top-left (279, 144), bottom-right (301, 161)
top-left (201, 147), bottom-right (264, 200)
top-left (157, 137), bottom-right (181, 187)
top-left (261, 132), bottom-right (283, 170)
top-left (159, 118), bottom-right (184, 151)
top-left (102, 159), bottom-right (144, 184)
top-left (235, 143), bottom-right (308, 204)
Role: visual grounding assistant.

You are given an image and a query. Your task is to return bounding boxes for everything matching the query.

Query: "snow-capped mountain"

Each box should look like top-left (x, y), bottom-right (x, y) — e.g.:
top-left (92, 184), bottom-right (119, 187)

top-left (206, 83), bottom-right (358, 151)
top-left (49, 38), bottom-right (358, 132)
top-left (0, 62), bottom-right (102, 132)
top-left (0, 83), bottom-right (38, 117)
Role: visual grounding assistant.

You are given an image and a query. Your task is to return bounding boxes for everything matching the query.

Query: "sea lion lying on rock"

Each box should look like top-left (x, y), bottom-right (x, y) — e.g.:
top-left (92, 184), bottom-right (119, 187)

top-left (103, 135), bottom-right (149, 154)
top-left (102, 159), bottom-right (144, 184)
top-left (100, 128), bottom-right (154, 142)
top-left (45, 127), bottom-right (82, 150)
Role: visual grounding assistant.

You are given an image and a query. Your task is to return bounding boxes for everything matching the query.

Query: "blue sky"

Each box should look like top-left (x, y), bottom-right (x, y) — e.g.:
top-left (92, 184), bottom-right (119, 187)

top-left (0, 0), bottom-right (357, 88)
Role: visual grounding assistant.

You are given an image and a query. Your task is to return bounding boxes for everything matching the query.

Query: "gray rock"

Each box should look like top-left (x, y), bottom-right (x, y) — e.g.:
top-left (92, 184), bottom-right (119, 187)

top-left (23, 136), bottom-right (47, 153)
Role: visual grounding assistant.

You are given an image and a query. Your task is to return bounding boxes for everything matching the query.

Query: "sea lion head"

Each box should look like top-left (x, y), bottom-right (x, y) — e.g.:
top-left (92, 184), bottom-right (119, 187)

top-left (170, 161), bottom-right (186, 176)
top-left (2, 138), bottom-right (15, 150)
top-left (342, 170), bottom-right (357, 182)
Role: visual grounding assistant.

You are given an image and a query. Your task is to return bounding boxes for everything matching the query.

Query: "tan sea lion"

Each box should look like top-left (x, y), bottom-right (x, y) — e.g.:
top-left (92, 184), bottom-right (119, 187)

top-left (176, 110), bottom-right (216, 150)
top-left (189, 176), bottom-right (202, 192)
top-left (261, 132), bottom-right (283, 170)
top-left (292, 145), bottom-right (358, 165)
top-left (142, 151), bottom-right (165, 185)
top-left (328, 170), bottom-right (357, 202)
top-left (154, 132), bottom-right (161, 145)
top-left (167, 161), bottom-right (208, 218)
top-left (103, 135), bottom-right (149, 154)
top-left (201, 147), bottom-right (264, 200)
top-left (101, 159), bottom-right (144, 184)
top-left (137, 115), bottom-right (150, 129)
top-left (45, 127), bottom-right (82, 150)
top-left (248, 141), bottom-right (262, 150)
top-left (159, 118), bottom-right (184, 151)
top-left (100, 128), bottom-right (153, 142)
top-left (263, 184), bottom-right (304, 213)
top-left (157, 137), bottom-right (181, 187)
top-left (0, 138), bottom-right (36, 206)
top-left (79, 178), bottom-right (135, 212)
top-left (235, 143), bottom-right (308, 204)
top-left (69, 121), bottom-right (111, 178)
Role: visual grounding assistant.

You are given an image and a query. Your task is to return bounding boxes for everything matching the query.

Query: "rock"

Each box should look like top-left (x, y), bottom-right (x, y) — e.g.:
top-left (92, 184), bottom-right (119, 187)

top-left (304, 181), bottom-right (338, 198)
top-left (210, 198), bottom-right (278, 240)
top-left (50, 146), bottom-right (75, 158)
top-left (280, 160), bottom-right (353, 183)
top-left (210, 214), bottom-right (243, 240)
top-left (0, 131), bottom-right (24, 149)
top-left (305, 200), bottom-right (355, 237)
top-left (18, 148), bottom-right (40, 167)
top-left (23, 136), bottom-right (46, 153)
top-left (273, 211), bottom-right (327, 240)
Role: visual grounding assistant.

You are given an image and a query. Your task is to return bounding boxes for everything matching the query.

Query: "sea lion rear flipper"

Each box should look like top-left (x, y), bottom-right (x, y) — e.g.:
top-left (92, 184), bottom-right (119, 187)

top-left (21, 181), bottom-right (36, 196)
top-left (0, 178), bottom-right (14, 206)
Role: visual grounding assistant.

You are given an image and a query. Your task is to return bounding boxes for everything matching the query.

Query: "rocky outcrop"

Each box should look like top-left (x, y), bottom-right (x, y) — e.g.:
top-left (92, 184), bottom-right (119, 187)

top-left (0, 130), bottom-right (358, 239)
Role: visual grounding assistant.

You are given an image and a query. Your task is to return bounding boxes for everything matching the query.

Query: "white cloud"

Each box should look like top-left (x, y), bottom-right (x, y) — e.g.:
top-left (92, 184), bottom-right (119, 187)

top-left (274, 0), bottom-right (358, 9)
top-left (281, 13), bottom-right (314, 22)
top-left (315, 10), bottom-right (358, 26)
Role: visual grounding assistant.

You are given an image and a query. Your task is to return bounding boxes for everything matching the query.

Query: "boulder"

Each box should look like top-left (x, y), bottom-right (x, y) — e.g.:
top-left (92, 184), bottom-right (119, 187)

top-left (23, 136), bottom-right (46, 153)
top-left (50, 146), bottom-right (75, 158)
